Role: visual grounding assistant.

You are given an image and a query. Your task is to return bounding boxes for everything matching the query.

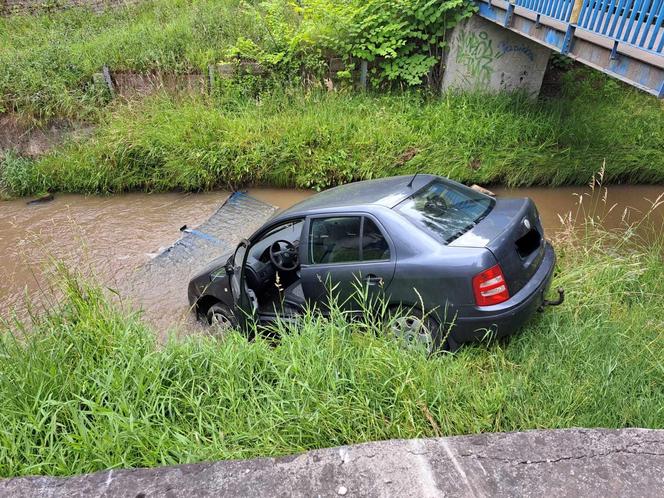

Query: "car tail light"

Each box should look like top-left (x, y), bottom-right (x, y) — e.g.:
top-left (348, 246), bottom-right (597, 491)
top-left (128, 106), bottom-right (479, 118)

top-left (473, 264), bottom-right (510, 306)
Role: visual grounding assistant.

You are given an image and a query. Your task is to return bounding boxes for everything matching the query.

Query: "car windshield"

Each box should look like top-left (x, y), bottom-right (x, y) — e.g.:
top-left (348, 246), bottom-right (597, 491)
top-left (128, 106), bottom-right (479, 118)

top-left (396, 180), bottom-right (494, 244)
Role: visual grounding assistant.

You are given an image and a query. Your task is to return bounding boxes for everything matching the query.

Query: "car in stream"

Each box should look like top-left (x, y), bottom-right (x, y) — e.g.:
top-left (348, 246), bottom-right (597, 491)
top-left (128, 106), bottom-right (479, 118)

top-left (188, 174), bottom-right (563, 351)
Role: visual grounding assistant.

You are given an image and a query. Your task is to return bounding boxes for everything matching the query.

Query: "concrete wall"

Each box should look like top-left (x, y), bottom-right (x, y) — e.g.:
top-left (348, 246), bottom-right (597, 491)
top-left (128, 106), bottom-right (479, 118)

top-left (2, 429), bottom-right (663, 497)
top-left (1, 0), bottom-right (141, 15)
top-left (442, 15), bottom-right (552, 96)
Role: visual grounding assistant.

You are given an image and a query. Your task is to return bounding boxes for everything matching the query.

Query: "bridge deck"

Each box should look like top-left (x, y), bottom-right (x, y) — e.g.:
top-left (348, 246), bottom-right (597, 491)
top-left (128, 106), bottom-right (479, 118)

top-left (476, 0), bottom-right (664, 96)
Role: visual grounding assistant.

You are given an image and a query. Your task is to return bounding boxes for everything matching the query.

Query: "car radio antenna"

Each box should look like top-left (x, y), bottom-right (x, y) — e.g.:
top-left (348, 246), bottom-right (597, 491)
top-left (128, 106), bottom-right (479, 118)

top-left (406, 171), bottom-right (419, 188)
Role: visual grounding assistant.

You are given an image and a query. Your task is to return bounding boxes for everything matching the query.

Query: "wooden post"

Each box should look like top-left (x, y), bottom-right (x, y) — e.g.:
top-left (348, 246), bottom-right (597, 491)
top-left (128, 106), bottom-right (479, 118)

top-left (569, 0), bottom-right (584, 24)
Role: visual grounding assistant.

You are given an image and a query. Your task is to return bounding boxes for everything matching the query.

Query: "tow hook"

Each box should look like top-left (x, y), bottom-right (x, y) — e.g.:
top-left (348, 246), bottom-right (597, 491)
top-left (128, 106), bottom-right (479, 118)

top-left (538, 287), bottom-right (565, 312)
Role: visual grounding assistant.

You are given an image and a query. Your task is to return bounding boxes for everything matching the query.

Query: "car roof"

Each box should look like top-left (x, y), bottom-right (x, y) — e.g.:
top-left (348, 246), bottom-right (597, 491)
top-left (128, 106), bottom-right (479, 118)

top-left (272, 174), bottom-right (438, 222)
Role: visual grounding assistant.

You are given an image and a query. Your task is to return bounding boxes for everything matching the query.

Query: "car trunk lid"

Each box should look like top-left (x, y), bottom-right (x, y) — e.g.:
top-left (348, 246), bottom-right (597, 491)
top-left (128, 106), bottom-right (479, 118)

top-left (450, 198), bottom-right (545, 295)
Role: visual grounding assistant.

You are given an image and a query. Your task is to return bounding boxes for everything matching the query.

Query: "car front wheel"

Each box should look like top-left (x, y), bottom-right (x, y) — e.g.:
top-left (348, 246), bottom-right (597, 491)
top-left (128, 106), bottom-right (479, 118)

top-left (206, 303), bottom-right (237, 337)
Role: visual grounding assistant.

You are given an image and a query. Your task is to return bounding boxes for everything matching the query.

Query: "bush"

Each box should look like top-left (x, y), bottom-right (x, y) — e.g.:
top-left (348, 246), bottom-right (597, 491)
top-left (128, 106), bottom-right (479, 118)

top-left (237, 0), bottom-right (475, 88)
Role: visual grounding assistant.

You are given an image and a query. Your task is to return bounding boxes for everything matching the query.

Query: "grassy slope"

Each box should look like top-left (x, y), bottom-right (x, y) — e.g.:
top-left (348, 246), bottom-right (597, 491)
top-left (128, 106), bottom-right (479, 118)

top-left (0, 0), bottom-right (264, 119)
top-left (1, 1), bottom-right (663, 192)
top-left (3, 76), bottom-right (663, 195)
top-left (1, 216), bottom-right (663, 477)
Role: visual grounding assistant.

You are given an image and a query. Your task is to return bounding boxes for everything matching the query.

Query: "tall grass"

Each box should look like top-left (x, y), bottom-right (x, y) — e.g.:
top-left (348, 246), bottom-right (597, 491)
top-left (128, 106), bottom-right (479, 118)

top-left (0, 0), bottom-right (268, 119)
top-left (3, 78), bottom-right (663, 196)
top-left (1, 197), bottom-right (662, 478)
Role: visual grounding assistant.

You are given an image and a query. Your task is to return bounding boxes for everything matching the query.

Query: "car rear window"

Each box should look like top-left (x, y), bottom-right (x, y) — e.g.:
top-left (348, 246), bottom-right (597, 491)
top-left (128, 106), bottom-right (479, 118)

top-left (395, 180), bottom-right (494, 244)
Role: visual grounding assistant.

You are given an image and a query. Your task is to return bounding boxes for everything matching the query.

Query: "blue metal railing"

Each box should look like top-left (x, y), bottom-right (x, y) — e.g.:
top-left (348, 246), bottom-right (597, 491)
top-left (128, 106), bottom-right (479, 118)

top-left (515, 0), bottom-right (575, 21)
top-left (515, 0), bottom-right (664, 53)
top-left (579, 0), bottom-right (664, 52)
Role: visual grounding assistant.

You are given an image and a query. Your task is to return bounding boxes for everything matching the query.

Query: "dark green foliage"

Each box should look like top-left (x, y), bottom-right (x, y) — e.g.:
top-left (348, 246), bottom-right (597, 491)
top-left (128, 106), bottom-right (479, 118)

top-left (291, 0), bottom-right (477, 86)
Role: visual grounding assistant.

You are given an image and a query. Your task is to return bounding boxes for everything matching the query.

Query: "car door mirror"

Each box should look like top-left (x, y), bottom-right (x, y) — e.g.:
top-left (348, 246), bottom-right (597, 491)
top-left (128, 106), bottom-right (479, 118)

top-left (223, 254), bottom-right (234, 275)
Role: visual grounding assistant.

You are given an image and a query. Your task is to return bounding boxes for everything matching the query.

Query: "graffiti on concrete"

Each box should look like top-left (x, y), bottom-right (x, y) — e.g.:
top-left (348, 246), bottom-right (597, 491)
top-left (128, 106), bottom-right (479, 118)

top-left (455, 30), bottom-right (502, 87)
top-left (497, 41), bottom-right (535, 62)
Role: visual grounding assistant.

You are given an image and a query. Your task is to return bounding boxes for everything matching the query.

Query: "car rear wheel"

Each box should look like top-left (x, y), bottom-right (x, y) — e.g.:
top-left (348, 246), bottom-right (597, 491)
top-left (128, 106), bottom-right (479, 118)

top-left (387, 309), bottom-right (437, 353)
top-left (387, 308), bottom-right (456, 353)
top-left (206, 303), bottom-right (237, 337)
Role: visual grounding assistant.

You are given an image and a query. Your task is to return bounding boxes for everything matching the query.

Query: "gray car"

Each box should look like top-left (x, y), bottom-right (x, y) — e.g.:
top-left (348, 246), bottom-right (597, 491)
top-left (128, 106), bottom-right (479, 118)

top-left (188, 174), bottom-right (562, 351)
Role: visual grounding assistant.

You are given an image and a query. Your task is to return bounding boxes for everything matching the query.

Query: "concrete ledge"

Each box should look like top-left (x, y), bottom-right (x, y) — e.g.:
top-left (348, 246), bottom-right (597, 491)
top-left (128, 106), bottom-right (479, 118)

top-left (2, 429), bottom-right (663, 497)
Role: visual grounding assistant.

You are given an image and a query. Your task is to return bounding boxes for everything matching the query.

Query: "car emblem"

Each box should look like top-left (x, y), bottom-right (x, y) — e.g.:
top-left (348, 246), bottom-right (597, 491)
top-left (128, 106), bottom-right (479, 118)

top-left (522, 218), bottom-right (531, 230)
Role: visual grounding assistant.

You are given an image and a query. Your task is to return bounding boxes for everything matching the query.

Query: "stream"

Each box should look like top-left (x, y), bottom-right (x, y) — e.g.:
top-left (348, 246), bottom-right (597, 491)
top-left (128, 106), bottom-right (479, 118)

top-left (1, 184), bottom-right (662, 336)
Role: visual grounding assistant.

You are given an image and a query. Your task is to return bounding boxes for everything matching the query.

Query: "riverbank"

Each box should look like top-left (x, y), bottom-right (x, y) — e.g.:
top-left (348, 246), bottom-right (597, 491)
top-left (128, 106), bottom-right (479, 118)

top-left (1, 200), bottom-right (662, 478)
top-left (3, 78), bottom-right (664, 197)
top-left (2, 1), bottom-right (664, 196)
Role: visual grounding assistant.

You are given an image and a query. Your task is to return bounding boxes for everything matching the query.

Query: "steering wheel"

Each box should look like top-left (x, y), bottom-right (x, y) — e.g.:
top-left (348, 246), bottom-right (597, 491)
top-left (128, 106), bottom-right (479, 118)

top-left (269, 240), bottom-right (300, 271)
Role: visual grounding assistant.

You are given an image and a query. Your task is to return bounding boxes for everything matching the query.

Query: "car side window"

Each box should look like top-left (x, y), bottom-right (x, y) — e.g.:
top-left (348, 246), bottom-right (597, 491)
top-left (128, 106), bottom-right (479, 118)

top-left (309, 216), bottom-right (390, 264)
top-left (362, 218), bottom-right (390, 261)
top-left (309, 217), bottom-right (361, 264)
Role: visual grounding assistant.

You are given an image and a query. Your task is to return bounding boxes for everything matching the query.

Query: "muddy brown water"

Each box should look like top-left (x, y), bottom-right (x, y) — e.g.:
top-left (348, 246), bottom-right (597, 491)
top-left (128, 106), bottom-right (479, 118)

top-left (1, 184), bottom-right (662, 336)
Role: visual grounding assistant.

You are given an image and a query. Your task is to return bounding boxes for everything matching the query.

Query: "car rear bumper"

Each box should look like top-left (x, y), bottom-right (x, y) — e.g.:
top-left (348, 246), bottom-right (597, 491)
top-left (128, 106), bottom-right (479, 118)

top-left (450, 241), bottom-right (556, 344)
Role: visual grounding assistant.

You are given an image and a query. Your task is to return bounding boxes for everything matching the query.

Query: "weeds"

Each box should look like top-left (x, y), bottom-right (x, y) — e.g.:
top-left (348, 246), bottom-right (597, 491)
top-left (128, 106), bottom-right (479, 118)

top-left (0, 0), bottom-right (479, 120)
top-left (0, 194), bottom-right (662, 478)
top-left (2, 1), bottom-right (662, 193)
top-left (2, 82), bottom-right (663, 196)
top-left (0, 151), bottom-right (36, 198)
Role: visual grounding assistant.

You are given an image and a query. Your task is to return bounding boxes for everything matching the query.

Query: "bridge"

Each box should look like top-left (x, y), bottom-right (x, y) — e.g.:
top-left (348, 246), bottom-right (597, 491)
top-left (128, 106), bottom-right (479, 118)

top-left (472, 0), bottom-right (664, 97)
top-left (440, 0), bottom-right (663, 97)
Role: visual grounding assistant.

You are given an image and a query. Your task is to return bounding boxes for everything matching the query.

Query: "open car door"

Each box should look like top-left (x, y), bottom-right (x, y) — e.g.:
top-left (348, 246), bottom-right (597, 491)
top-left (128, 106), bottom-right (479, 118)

top-left (229, 239), bottom-right (257, 330)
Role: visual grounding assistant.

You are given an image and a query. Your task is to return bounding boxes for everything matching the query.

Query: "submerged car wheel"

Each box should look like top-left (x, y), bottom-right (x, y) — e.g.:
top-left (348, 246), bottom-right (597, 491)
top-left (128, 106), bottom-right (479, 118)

top-left (206, 303), bottom-right (236, 337)
top-left (389, 310), bottom-right (439, 354)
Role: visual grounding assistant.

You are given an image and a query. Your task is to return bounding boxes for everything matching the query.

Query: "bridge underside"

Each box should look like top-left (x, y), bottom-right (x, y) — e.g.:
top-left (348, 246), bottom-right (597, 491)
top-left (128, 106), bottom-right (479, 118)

top-left (475, 0), bottom-right (664, 97)
top-left (442, 16), bottom-right (553, 96)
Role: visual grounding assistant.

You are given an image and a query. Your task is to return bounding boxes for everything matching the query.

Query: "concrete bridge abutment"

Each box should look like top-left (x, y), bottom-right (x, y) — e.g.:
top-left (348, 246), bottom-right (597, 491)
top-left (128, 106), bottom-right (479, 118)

top-left (442, 15), bottom-right (552, 96)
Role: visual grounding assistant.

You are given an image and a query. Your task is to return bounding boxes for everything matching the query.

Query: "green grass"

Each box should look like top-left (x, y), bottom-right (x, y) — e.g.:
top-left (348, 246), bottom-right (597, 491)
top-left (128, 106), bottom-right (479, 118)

top-left (0, 0), bottom-right (270, 119)
top-left (1, 209), bottom-right (663, 478)
top-left (3, 76), bottom-right (663, 195)
top-left (1, 0), bottom-right (663, 193)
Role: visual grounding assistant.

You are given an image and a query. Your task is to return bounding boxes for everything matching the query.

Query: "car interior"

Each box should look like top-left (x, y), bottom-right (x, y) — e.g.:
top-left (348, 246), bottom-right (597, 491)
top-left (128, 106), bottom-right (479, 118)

top-left (243, 216), bottom-right (391, 316)
top-left (243, 219), bottom-right (306, 315)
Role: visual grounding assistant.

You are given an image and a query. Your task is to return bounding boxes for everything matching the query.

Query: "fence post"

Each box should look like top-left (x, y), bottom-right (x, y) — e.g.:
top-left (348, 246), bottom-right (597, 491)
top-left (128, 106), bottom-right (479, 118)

top-left (569, 0), bottom-right (584, 24)
top-left (207, 65), bottom-right (215, 95)
top-left (358, 60), bottom-right (368, 90)
top-left (102, 65), bottom-right (115, 98)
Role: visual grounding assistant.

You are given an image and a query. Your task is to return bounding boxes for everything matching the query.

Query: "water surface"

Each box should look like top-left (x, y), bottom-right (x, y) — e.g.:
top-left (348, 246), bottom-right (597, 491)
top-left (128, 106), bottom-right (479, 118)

top-left (1, 184), bottom-right (661, 334)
